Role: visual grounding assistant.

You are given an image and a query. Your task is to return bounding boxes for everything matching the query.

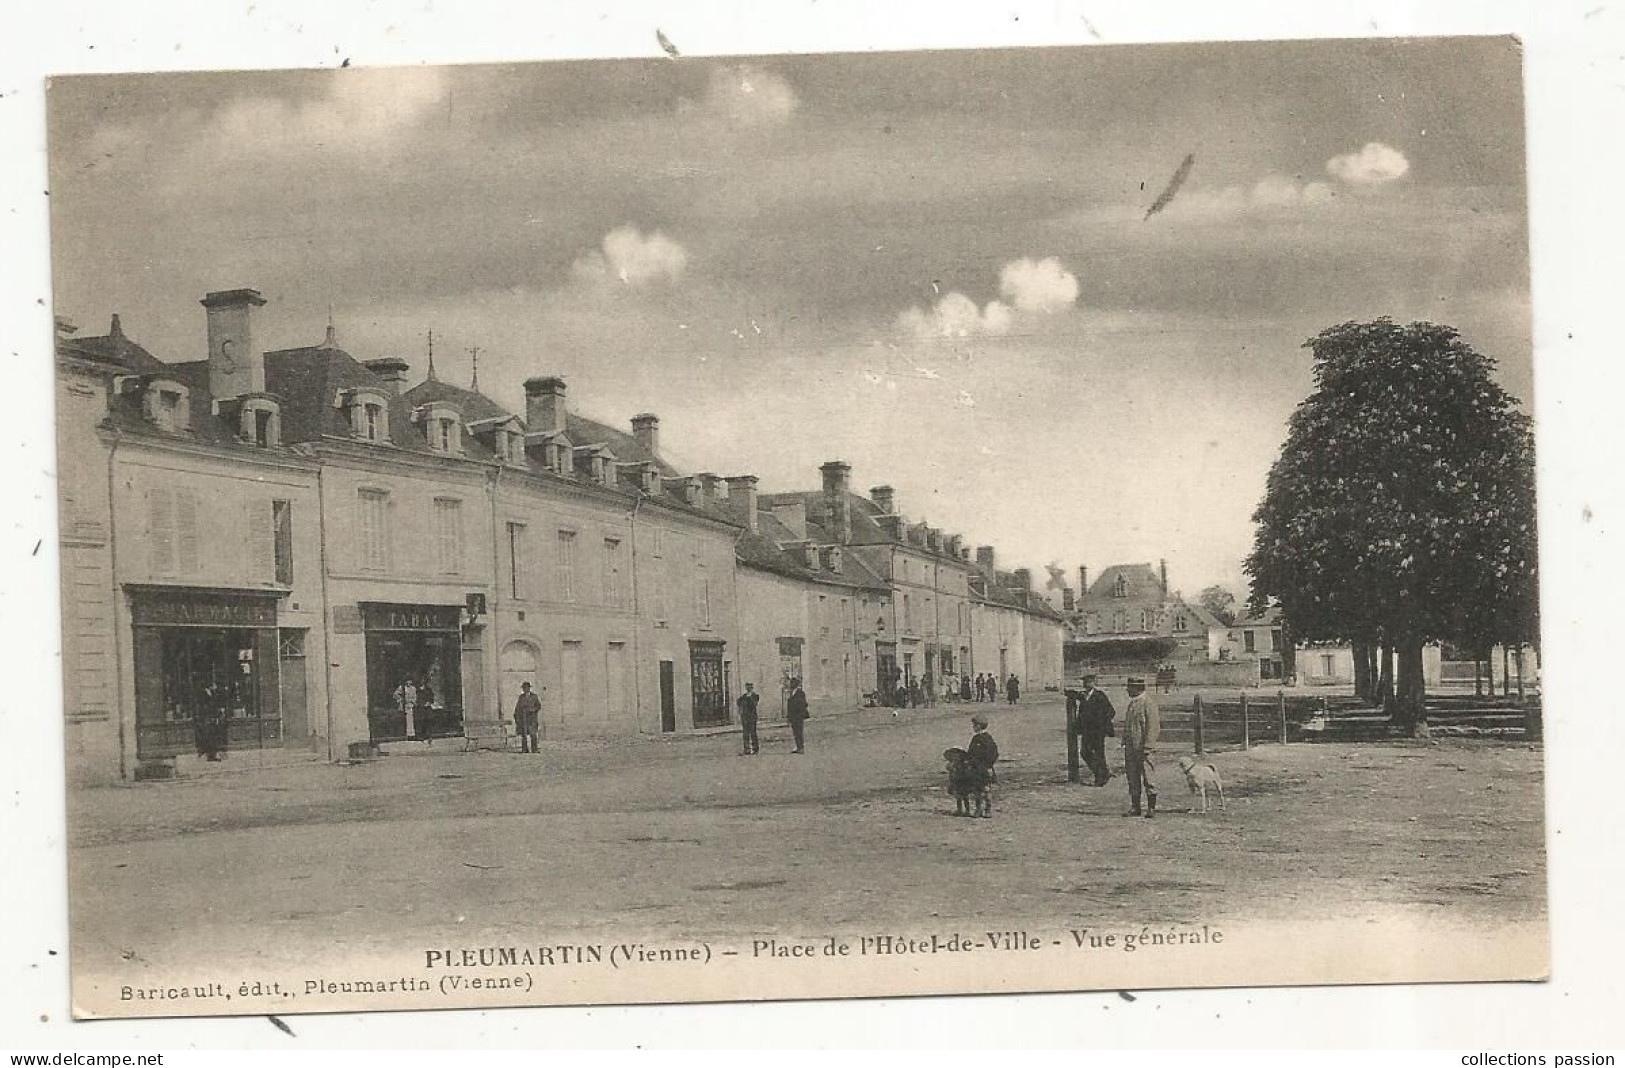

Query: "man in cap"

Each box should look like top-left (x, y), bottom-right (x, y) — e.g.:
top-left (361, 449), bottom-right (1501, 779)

top-left (736, 681), bottom-right (761, 755)
top-left (1074, 673), bottom-right (1116, 787)
top-left (1121, 676), bottom-right (1160, 817)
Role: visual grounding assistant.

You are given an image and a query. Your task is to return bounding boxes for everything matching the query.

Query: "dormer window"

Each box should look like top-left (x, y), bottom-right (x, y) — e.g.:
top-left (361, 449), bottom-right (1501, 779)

top-left (413, 402), bottom-right (463, 454)
top-left (341, 388), bottom-right (391, 443)
top-left (237, 395), bottom-right (282, 448)
top-left (143, 379), bottom-right (192, 432)
top-left (1113, 575), bottom-right (1128, 598)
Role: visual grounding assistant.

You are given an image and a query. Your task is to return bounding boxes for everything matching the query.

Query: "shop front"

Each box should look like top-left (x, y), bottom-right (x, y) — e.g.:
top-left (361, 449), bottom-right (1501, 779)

top-left (361, 602), bottom-right (466, 742)
top-left (129, 587), bottom-right (283, 761)
top-left (689, 640), bottom-right (729, 728)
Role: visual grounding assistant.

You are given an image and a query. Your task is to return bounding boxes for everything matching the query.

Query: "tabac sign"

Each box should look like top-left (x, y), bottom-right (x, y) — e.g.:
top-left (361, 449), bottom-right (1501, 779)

top-left (130, 590), bottom-right (278, 628)
top-left (361, 603), bottom-right (463, 632)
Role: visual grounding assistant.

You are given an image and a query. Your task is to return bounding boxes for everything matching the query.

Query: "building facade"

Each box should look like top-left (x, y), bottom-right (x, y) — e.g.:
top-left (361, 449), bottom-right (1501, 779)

top-left (57, 289), bottom-right (1065, 782)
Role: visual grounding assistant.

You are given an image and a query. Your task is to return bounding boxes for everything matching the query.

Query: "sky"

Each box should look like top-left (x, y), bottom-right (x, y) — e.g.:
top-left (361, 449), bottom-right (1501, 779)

top-left (45, 37), bottom-right (1531, 599)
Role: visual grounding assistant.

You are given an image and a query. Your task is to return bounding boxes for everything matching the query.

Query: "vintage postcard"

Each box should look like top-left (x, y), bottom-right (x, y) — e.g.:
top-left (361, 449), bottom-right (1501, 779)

top-left (48, 36), bottom-right (1544, 1019)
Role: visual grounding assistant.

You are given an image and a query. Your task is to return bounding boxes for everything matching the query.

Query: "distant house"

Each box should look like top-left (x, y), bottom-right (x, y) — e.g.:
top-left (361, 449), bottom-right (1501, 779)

top-left (1210, 605), bottom-right (1291, 680)
top-left (1069, 560), bottom-right (1219, 665)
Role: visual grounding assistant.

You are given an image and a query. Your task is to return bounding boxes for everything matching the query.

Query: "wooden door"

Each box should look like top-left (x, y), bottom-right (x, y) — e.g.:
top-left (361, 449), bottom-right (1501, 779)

top-left (659, 660), bottom-right (676, 733)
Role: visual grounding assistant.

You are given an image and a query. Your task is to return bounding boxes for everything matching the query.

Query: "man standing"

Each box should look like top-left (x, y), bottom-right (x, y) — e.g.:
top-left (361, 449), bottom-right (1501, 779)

top-left (737, 682), bottom-right (761, 755)
top-left (1122, 676), bottom-right (1160, 818)
top-left (512, 681), bottom-right (541, 754)
top-left (966, 714), bottom-right (1000, 818)
top-left (1075, 673), bottom-right (1116, 787)
top-left (1006, 673), bottom-right (1020, 705)
top-left (786, 678), bottom-right (809, 754)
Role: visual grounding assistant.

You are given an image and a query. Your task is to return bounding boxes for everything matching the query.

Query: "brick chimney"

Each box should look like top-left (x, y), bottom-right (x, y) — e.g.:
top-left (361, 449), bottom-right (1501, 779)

top-left (1079, 566), bottom-right (1089, 595)
top-left (726, 475), bottom-right (759, 533)
top-left (631, 412), bottom-right (659, 457)
top-left (1160, 558), bottom-right (1169, 591)
top-left (363, 357), bottom-right (410, 396)
top-left (1012, 567), bottom-right (1033, 590)
top-left (975, 546), bottom-right (996, 575)
top-left (523, 376), bottom-right (567, 434)
top-left (820, 460), bottom-right (852, 544)
top-left (201, 288), bottom-right (267, 399)
top-left (870, 485), bottom-right (895, 514)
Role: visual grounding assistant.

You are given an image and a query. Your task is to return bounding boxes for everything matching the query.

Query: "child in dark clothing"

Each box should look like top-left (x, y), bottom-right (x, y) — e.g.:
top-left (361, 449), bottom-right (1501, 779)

top-left (966, 714), bottom-right (999, 818)
top-left (943, 747), bottom-right (976, 816)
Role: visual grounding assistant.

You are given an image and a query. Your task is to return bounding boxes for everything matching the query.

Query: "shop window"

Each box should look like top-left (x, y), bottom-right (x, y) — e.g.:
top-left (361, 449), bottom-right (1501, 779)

top-left (434, 498), bottom-right (463, 575)
top-left (357, 489), bottom-right (389, 571)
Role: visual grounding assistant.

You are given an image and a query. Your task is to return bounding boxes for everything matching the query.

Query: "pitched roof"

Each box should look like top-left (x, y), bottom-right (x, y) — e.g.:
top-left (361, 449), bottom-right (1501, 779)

top-left (1082, 563), bottom-right (1166, 602)
top-left (734, 529), bottom-right (890, 591)
top-left (55, 315), bottom-right (169, 374)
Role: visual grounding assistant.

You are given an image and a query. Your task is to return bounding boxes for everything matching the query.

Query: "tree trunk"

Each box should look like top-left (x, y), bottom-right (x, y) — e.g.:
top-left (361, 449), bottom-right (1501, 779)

top-left (1473, 653), bottom-right (1482, 697)
top-left (1395, 638), bottom-right (1427, 732)
top-left (1352, 640), bottom-right (1373, 702)
top-left (1502, 646), bottom-right (1511, 697)
top-left (1376, 641), bottom-right (1395, 711)
top-left (1515, 645), bottom-right (1526, 702)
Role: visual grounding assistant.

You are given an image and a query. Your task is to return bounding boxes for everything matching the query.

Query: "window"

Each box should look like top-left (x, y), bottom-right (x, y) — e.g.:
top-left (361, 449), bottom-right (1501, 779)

top-left (651, 569), bottom-right (668, 623)
top-left (150, 387), bottom-right (189, 432)
top-left (148, 485), bottom-right (199, 576)
top-left (903, 593), bottom-right (913, 632)
top-left (507, 522), bottom-right (526, 599)
top-left (434, 498), bottom-right (463, 575)
top-left (603, 538), bottom-right (625, 608)
top-left (1321, 653), bottom-right (1335, 675)
top-left (556, 530), bottom-right (577, 602)
top-left (273, 499), bottom-right (293, 586)
top-left (1270, 628), bottom-right (1282, 652)
top-left (364, 404), bottom-right (383, 442)
top-left (1173, 612), bottom-right (1188, 633)
top-left (695, 572), bottom-right (712, 628)
top-left (358, 489), bottom-right (389, 570)
top-left (1244, 630), bottom-right (1256, 653)
top-left (253, 408), bottom-right (274, 446)
top-left (1139, 609), bottom-right (1152, 631)
top-left (819, 595), bottom-right (829, 638)
top-left (1113, 575), bottom-right (1128, 598)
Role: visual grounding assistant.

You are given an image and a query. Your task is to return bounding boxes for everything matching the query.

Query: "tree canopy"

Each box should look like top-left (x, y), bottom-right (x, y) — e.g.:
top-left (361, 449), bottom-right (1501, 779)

top-left (1245, 319), bottom-right (1538, 663)
top-left (1197, 585), bottom-right (1238, 626)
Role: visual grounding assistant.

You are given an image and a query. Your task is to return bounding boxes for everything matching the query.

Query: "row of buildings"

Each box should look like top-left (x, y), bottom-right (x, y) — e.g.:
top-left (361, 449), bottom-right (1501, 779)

top-left (55, 288), bottom-right (1065, 784)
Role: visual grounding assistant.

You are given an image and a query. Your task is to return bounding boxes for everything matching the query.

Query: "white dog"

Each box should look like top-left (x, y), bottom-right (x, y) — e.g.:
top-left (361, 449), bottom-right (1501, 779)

top-left (1176, 755), bottom-right (1225, 814)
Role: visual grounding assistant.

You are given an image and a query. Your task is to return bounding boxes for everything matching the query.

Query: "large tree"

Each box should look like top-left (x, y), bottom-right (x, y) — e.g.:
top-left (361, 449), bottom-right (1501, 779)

top-left (1245, 319), bottom-right (1538, 728)
top-left (1197, 585), bottom-right (1237, 626)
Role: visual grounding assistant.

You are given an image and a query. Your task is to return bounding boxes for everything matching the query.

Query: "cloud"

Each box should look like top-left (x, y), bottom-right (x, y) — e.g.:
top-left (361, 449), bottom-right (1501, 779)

top-left (681, 63), bottom-right (798, 130)
top-left (1326, 142), bottom-right (1410, 185)
top-left (998, 256), bottom-right (1079, 313)
top-left (898, 291), bottom-right (1012, 340)
top-left (571, 225), bottom-right (689, 285)
top-left (1155, 173), bottom-right (1339, 220)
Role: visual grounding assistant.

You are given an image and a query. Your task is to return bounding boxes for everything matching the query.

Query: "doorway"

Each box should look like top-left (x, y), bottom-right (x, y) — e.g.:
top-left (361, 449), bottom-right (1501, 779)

top-left (689, 642), bottom-right (728, 728)
top-left (659, 660), bottom-right (676, 733)
top-left (499, 639), bottom-right (541, 730)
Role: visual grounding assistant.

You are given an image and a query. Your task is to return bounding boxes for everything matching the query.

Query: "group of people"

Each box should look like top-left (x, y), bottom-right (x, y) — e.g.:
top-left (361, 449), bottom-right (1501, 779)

top-left (1067, 673), bottom-right (1161, 817)
top-left (731, 679), bottom-right (809, 756)
top-left (392, 677), bottom-right (440, 742)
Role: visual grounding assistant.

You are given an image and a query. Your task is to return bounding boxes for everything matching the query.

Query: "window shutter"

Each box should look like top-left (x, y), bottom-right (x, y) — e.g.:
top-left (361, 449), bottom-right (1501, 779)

top-left (246, 498), bottom-right (273, 583)
top-left (175, 488), bottom-right (200, 575)
top-left (149, 486), bottom-right (174, 575)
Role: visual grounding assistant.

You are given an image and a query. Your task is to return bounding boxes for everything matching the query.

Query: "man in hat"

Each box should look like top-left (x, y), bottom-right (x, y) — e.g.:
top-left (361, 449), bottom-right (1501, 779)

top-left (1122, 676), bottom-right (1160, 817)
top-left (512, 681), bottom-right (541, 754)
top-left (786, 678), bottom-right (809, 754)
top-left (1074, 673), bottom-right (1116, 787)
top-left (736, 681), bottom-right (761, 755)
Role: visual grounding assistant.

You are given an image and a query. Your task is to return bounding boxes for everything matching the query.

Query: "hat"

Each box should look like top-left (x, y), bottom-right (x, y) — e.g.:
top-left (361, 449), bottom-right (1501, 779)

top-left (971, 714), bottom-right (989, 728)
top-left (1126, 676), bottom-right (1146, 686)
top-left (1080, 672), bottom-right (1098, 683)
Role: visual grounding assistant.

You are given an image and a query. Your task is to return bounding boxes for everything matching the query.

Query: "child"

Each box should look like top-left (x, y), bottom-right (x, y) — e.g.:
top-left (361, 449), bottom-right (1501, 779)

top-left (943, 747), bottom-right (975, 816)
top-left (967, 714), bottom-right (1000, 818)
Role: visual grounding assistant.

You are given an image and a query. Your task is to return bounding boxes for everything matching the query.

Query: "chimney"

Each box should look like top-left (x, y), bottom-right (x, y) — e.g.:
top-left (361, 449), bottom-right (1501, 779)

top-left (944, 534), bottom-right (962, 559)
top-left (876, 514), bottom-right (905, 542)
top-left (1160, 558), bottom-right (1169, 591)
top-left (201, 288), bottom-right (267, 398)
top-left (925, 528), bottom-right (941, 553)
top-left (523, 376), bottom-right (567, 434)
top-left (697, 473), bottom-right (726, 508)
top-left (1079, 566), bottom-right (1089, 595)
top-left (631, 413), bottom-right (660, 457)
top-left (726, 475), bottom-right (759, 533)
top-left (822, 545), bottom-right (844, 573)
top-left (798, 541), bottom-right (819, 569)
top-left (820, 460), bottom-right (852, 544)
top-left (638, 463), bottom-right (662, 496)
top-left (1063, 588), bottom-right (1076, 612)
top-left (680, 476), bottom-right (703, 508)
top-left (870, 485), bottom-right (895, 514)
top-left (363, 357), bottom-right (410, 396)
top-left (1013, 567), bottom-right (1033, 590)
top-left (975, 546), bottom-right (996, 575)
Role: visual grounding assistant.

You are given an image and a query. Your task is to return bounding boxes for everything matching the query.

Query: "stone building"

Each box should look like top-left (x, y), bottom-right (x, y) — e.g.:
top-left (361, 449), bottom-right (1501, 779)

top-left (1069, 561), bottom-right (1221, 668)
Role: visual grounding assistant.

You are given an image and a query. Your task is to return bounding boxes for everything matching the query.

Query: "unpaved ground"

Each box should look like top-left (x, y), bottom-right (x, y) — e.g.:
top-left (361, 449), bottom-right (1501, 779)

top-left (68, 693), bottom-right (1546, 982)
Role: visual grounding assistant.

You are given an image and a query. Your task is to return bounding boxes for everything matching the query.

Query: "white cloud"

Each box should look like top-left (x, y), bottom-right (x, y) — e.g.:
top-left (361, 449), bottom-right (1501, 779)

top-left (572, 225), bottom-right (689, 285)
top-left (1164, 174), bottom-right (1339, 218)
top-left (681, 63), bottom-right (798, 129)
top-left (898, 291), bottom-right (1012, 340)
top-left (1326, 142), bottom-right (1410, 185)
top-left (998, 256), bottom-right (1079, 313)
top-left (209, 67), bottom-right (450, 156)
